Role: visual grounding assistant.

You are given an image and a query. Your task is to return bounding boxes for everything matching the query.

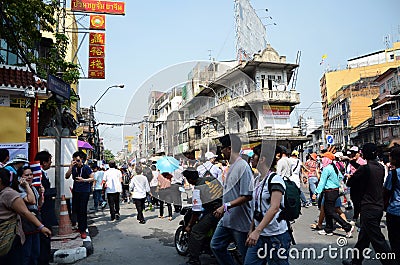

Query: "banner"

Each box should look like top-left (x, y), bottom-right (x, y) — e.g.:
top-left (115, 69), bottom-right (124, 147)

top-left (263, 105), bottom-right (290, 118)
top-left (0, 142), bottom-right (29, 161)
top-left (71, 0), bottom-right (125, 15)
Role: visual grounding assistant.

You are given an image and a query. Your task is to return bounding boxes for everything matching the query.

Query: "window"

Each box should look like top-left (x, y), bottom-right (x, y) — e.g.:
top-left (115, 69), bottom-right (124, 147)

top-left (267, 75), bottom-right (275, 80)
top-left (393, 127), bottom-right (399, 137)
top-left (382, 127), bottom-right (389, 138)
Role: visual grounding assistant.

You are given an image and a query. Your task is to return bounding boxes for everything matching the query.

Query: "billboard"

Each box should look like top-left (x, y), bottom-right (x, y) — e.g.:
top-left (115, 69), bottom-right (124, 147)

top-left (88, 33), bottom-right (106, 79)
top-left (234, 0), bottom-right (267, 60)
top-left (71, 0), bottom-right (125, 15)
top-left (263, 105), bottom-right (290, 118)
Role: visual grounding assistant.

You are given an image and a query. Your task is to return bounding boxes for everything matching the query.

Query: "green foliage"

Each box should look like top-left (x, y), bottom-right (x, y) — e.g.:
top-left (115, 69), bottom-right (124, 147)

top-left (103, 150), bottom-right (115, 163)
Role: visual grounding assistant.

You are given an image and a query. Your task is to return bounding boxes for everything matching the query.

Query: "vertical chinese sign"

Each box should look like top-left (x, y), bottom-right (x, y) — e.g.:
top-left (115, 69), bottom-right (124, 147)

top-left (71, 0), bottom-right (125, 79)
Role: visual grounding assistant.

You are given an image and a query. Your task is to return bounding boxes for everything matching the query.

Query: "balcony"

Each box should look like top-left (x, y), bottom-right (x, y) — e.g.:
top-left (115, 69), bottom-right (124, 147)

top-left (247, 127), bottom-right (302, 138)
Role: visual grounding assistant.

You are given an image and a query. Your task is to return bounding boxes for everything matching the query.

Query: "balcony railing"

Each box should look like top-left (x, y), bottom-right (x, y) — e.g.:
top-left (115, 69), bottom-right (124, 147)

top-left (247, 127), bottom-right (302, 138)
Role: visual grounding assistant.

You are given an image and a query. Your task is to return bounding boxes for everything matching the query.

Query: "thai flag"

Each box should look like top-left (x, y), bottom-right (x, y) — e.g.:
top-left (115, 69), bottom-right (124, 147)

top-left (30, 161), bottom-right (42, 187)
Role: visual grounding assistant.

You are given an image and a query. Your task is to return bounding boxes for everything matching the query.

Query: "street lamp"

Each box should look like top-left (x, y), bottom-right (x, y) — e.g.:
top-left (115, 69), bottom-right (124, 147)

top-left (90, 84), bottom-right (125, 160)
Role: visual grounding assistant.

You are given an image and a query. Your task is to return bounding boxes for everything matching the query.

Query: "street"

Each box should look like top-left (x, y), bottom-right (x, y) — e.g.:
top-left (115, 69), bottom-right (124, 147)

top-left (76, 193), bottom-right (386, 265)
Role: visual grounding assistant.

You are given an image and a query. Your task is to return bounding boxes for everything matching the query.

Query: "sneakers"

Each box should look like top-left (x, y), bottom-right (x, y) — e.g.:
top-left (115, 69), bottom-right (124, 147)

top-left (80, 232), bottom-right (87, 239)
top-left (346, 226), bottom-right (354, 238)
top-left (101, 201), bottom-right (107, 209)
top-left (139, 220), bottom-right (146, 224)
top-left (302, 202), bottom-right (312, 208)
top-left (115, 213), bottom-right (120, 220)
top-left (318, 230), bottom-right (333, 236)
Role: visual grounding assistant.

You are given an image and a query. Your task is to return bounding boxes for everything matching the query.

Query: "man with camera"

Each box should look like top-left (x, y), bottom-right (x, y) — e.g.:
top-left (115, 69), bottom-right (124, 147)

top-left (181, 167), bottom-right (222, 265)
top-left (65, 151), bottom-right (94, 239)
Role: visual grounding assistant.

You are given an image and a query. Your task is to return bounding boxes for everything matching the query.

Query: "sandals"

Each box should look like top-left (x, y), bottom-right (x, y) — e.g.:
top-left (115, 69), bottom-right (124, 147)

top-left (310, 223), bottom-right (323, 230)
top-left (158, 215), bottom-right (164, 219)
top-left (168, 217), bottom-right (173, 221)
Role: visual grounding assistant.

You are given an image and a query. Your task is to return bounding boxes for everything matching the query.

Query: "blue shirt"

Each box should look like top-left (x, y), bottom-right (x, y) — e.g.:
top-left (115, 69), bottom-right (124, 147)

top-left (384, 168), bottom-right (400, 216)
top-left (93, 171), bottom-right (104, 190)
top-left (316, 164), bottom-right (343, 194)
top-left (71, 165), bottom-right (93, 192)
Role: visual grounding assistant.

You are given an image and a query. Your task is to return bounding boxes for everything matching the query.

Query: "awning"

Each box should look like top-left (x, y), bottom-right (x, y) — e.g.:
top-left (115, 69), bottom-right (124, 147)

top-left (372, 101), bottom-right (395, 111)
top-left (78, 140), bottom-right (93, 149)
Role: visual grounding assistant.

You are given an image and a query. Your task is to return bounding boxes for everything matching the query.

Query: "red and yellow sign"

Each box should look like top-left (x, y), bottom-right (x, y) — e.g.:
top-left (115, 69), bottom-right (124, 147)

top-left (90, 15), bottom-right (106, 30)
top-left (89, 45), bottom-right (105, 57)
top-left (88, 58), bottom-right (105, 79)
top-left (89, 32), bottom-right (105, 45)
top-left (263, 105), bottom-right (290, 117)
top-left (71, 0), bottom-right (125, 15)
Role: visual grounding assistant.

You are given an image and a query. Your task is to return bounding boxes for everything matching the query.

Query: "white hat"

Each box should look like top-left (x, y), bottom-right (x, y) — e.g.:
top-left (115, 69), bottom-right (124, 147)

top-left (350, 146), bottom-right (359, 152)
top-left (205, 151), bottom-right (218, 160)
top-left (334, 152), bottom-right (343, 158)
top-left (140, 158), bottom-right (146, 163)
top-left (8, 154), bottom-right (28, 164)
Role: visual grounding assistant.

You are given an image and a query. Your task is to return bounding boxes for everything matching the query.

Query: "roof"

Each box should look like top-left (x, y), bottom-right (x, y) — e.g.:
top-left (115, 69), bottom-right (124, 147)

top-left (0, 65), bottom-right (46, 90)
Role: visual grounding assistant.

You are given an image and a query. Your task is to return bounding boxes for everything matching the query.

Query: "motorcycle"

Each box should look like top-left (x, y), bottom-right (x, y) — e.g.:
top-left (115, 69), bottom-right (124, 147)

top-left (174, 206), bottom-right (242, 264)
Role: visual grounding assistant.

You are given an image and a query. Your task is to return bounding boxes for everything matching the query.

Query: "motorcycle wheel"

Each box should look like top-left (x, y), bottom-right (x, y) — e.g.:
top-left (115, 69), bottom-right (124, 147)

top-left (175, 226), bottom-right (189, 256)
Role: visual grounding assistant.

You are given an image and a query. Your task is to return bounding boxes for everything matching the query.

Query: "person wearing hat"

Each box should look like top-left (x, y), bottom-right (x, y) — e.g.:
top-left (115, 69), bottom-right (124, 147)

top-left (210, 134), bottom-right (254, 264)
top-left (197, 151), bottom-right (222, 183)
top-left (314, 152), bottom-right (353, 237)
top-left (4, 154), bottom-right (28, 177)
top-left (303, 152), bottom-right (319, 205)
top-left (180, 168), bottom-right (222, 265)
top-left (343, 143), bottom-right (394, 265)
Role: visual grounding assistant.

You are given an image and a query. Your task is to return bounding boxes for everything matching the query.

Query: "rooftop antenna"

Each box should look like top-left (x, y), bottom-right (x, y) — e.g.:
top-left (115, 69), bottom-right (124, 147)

top-left (208, 50), bottom-right (212, 61)
top-left (384, 34), bottom-right (391, 49)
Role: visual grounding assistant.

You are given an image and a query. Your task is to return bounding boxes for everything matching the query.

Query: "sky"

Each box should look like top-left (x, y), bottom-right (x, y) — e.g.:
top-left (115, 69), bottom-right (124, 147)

top-left (73, 0), bottom-right (400, 154)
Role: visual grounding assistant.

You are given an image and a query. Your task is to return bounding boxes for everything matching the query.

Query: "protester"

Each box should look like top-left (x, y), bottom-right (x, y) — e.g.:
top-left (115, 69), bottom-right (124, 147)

top-left (0, 168), bottom-right (51, 265)
top-left (171, 166), bottom-right (184, 213)
top-left (244, 143), bottom-right (291, 265)
top-left (91, 164), bottom-right (106, 212)
top-left (290, 150), bottom-right (310, 207)
top-left (157, 171), bottom-right (173, 221)
top-left (34, 150), bottom-right (55, 265)
top-left (314, 152), bottom-right (353, 237)
top-left (141, 161), bottom-right (154, 209)
top-left (197, 151), bottom-right (222, 183)
top-left (5, 154), bottom-right (28, 177)
top-left (120, 166), bottom-right (131, 204)
top-left (129, 165), bottom-right (150, 224)
top-left (343, 143), bottom-right (393, 265)
top-left (180, 168), bottom-right (222, 265)
top-left (103, 160), bottom-right (122, 221)
top-left (149, 165), bottom-right (159, 208)
top-left (303, 153), bottom-right (319, 205)
top-left (384, 146), bottom-right (400, 262)
top-left (19, 166), bottom-right (42, 265)
top-left (210, 134), bottom-right (254, 264)
top-left (0, 148), bottom-right (9, 167)
top-left (65, 151), bottom-right (94, 239)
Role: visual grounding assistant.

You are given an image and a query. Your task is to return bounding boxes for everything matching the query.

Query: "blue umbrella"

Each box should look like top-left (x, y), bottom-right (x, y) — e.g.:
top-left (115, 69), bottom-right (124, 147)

top-left (156, 156), bottom-right (180, 173)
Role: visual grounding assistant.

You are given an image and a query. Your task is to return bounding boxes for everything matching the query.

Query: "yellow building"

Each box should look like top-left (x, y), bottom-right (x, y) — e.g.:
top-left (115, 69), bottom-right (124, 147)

top-left (321, 42), bottom-right (400, 131)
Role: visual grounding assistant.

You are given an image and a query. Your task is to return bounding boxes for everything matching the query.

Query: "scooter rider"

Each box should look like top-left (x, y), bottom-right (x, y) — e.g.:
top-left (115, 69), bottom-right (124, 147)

top-left (181, 167), bottom-right (223, 265)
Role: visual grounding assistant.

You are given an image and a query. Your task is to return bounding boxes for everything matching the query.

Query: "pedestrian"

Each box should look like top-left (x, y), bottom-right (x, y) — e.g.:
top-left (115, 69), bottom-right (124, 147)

top-left (210, 134), bottom-right (254, 264)
top-left (0, 148), bottom-right (9, 168)
top-left (157, 171), bottom-right (173, 221)
top-left (91, 164), bottom-right (107, 212)
top-left (4, 154), bottom-right (28, 177)
top-left (383, 146), bottom-right (400, 263)
top-left (244, 143), bottom-right (291, 265)
top-left (19, 166), bottom-right (42, 265)
top-left (102, 160), bottom-right (122, 221)
top-left (149, 165), bottom-right (159, 207)
top-left (343, 143), bottom-right (394, 265)
top-left (141, 160), bottom-right (154, 209)
top-left (302, 153), bottom-right (319, 205)
top-left (120, 166), bottom-right (131, 204)
top-left (180, 168), bottom-right (223, 265)
top-left (171, 166), bottom-right (184, 213)
top-left (34, 150), bottom-right (55, 265)
top-left (129, 165), bottom-right (150, 224)
top-left (65, 151), bottom-right (94, 239)
top-left (313, 152), bottom-right (353, 237)
top-left (289, 150), bottom-right (310, 207)
top-left (0, 168), bottom-right (51, 265)
top-left (197, 151), bottom-right (222, 183)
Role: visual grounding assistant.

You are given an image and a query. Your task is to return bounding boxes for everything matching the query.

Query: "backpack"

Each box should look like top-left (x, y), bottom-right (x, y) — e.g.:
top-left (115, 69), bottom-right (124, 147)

top-left (123, 172), bottom-right (131, 185)
top-left (201, 164), bottom-right (215, 178)
top-left (267, 174), bottom-right (301, 222)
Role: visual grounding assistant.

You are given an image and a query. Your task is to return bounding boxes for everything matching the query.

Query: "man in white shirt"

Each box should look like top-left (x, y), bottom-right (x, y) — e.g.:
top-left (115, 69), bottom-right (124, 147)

top-left (129, 165), bottom-right (150, 224)
top-left (197, 151), bottom-right (222, 183)
top-left (103, 160), bottom-right (122, 221)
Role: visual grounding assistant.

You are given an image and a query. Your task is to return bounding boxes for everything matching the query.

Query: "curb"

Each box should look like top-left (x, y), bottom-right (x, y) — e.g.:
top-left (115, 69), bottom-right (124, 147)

top-left (51, 230), bottom-right (93, 264)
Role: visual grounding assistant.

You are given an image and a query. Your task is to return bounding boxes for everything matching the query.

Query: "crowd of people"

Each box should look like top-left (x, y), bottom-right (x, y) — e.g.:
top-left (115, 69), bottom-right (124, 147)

top-left (1, 134), bottom-right (400, 265)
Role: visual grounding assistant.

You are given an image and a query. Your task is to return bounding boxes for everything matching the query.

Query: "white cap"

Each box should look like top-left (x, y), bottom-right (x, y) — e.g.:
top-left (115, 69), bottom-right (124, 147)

top-left (204, 151), bottom-right (218, 160)
top-left (140, 158), bottom-right (146, 163)
top-left (350, 146), bottom-right (359, 152)
top-left (334, 152), bottom-right (343, 158)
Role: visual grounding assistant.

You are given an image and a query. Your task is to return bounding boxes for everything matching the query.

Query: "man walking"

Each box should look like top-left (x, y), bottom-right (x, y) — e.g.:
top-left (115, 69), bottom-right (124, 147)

top-left (211, 134), bottom-right (254, 264)
top-left (197, 151), bottom-right (222, 183)
top-left (103, 160), bottom-right (122, 221)
top-left (343, 143), bottom-right (395, 265)
top-left (65, 151), bottom-right (94, 239)
top-left (129, 165), bottom-right (150, 224)
top-left (91, 164), bottom-right (106, 211)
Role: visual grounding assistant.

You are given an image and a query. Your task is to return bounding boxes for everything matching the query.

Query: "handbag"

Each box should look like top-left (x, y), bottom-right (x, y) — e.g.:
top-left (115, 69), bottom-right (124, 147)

top-left (21, 209), bottom-right (41, 234)
top-left (0, 215), bottom-right (18, 256)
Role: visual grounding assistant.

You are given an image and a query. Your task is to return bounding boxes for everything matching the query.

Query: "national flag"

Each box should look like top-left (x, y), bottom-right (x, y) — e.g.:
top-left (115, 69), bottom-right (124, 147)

top-left (320, 54), bottom-right (328, 65)
top-left (30, 161), bottom-right (42, 187)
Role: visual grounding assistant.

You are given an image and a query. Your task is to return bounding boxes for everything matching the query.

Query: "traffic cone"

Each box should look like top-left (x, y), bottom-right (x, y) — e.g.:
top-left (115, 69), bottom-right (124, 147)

top-left (58, 195), bottom-right (73, 236)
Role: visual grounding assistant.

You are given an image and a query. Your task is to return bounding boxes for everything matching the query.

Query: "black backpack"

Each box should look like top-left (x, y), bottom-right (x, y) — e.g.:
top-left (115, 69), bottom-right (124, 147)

top-left (201, 164), bottom-right (215, 178)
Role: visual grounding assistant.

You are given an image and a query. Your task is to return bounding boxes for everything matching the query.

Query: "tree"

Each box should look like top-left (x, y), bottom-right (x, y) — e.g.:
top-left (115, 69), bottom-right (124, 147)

top-left (103, 150), bottom-right (115, 163)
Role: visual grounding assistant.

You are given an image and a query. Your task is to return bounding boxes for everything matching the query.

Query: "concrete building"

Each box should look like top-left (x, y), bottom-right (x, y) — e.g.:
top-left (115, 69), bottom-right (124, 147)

top-left (320, 42), bottom-right (400, 131)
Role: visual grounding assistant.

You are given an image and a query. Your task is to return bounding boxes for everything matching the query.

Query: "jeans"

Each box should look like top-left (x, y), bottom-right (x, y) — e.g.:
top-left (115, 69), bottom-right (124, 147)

top-left (386, 213), bottom-right (400, 264)
top-left (244, 231), bottom-right (291, 265)
top-left (134, 198), bottom-right (146, 221)
top-left (72, 191), bottom-right (90, 233)
top-left (107, 192), bottom-right (120, 220)
top-left (308, 177), bottom-right (318, 201)
top-left (210, 220), bottom-right (248, 265)
top-left (300, 190), bottom-right (308, 204)
top-left (22, 233), bottom-right (40, 265)
top-left (93, 189), bottom-right (104, 211)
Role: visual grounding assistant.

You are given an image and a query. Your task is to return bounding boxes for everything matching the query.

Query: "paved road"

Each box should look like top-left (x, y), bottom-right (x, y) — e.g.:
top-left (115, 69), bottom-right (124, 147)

top-left (76, 196), bottom-right (388, 265)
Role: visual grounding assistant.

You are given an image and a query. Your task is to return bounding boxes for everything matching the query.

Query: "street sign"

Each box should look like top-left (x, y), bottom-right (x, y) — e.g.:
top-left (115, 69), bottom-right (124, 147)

top-left (388, 116), bottom-right (400, 121)
top-left (47, 74), bottom-right (71, 99)
top-left (326, 134), bottom-right (334, 145)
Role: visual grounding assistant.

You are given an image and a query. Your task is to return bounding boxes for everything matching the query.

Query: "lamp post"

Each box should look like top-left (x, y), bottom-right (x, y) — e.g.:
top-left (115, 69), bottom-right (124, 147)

top-left (91, 84), bottom-right (124, 160)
